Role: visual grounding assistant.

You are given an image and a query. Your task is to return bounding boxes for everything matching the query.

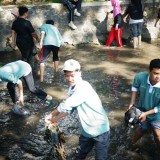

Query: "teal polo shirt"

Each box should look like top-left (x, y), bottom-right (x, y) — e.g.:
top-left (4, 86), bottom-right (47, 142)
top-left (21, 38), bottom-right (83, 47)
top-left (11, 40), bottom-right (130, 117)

top-left (132, 71), bottom-right (160, 121)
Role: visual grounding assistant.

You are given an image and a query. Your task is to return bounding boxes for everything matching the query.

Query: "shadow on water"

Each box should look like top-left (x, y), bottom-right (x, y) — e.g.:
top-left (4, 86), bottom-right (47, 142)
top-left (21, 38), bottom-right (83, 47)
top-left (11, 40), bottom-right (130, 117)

top-left (0, 42), bottom-right (160, 159)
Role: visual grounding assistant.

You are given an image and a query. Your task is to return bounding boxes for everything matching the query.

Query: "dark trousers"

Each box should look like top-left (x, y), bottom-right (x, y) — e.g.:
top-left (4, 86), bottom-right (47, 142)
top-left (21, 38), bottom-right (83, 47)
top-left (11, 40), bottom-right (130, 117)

top-left (7, 72), bottom-right (47, 103)
top-left (62, 0), bottom-right (82, 22)
top-left (75, 131), bottom-right (110, 160)
top-left (16, 40), bottom-right (34, 64)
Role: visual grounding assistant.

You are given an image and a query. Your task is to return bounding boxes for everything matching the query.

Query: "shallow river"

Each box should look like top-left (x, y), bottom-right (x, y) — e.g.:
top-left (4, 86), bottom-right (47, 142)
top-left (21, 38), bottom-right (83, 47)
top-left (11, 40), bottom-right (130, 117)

top-left (0, 41), bottom-right (160, 160)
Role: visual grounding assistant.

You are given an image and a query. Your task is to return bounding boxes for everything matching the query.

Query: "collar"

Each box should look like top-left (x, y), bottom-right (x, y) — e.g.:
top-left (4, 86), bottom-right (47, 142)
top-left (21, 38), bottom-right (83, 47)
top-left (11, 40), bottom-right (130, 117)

top-left (147, 76), bottom-right (160, 88)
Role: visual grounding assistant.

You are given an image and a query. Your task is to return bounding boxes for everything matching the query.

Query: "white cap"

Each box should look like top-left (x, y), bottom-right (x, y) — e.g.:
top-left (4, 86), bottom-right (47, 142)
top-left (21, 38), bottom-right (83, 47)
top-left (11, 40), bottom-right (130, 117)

top-left (63, 59), bottom-right (81, 71)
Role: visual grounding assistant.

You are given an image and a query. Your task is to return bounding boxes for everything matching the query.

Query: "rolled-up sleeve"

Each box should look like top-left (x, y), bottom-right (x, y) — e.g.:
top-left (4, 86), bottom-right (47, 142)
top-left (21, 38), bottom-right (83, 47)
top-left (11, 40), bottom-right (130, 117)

top-left (57, 87), bottom-right (85, 113)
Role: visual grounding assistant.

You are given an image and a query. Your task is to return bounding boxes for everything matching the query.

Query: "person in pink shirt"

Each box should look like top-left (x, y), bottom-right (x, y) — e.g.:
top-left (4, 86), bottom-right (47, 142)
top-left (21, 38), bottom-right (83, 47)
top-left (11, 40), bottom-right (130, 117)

top-left (106, 0), bottom-right (124, 48)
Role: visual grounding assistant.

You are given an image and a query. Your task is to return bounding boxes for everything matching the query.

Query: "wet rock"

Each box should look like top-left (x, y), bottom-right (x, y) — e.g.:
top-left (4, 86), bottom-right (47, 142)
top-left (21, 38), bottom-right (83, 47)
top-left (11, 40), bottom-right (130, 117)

top-left (7, 145), bottom-right (24, 160)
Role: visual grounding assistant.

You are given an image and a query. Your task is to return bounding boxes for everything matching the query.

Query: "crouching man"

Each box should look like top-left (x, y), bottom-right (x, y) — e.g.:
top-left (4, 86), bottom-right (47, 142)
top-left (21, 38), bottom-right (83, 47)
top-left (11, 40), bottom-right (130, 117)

top-left (128, 59), bottom-right (160, 155)
top-left (45, 59), bottom-right (110, 160)
top-left (0, 60), bottom-right (53, 115)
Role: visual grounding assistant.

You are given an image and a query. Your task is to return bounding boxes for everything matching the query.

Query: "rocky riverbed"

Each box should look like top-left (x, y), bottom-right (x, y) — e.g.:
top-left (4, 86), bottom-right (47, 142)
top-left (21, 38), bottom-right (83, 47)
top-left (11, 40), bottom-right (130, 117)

top-left (0, 41), bottom-right (160, 160)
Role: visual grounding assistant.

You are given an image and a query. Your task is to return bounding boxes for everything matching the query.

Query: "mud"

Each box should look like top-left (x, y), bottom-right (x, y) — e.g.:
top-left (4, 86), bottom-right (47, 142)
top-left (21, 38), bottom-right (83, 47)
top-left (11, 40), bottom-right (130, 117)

top-left (0, 41), bottom-right (160, 160)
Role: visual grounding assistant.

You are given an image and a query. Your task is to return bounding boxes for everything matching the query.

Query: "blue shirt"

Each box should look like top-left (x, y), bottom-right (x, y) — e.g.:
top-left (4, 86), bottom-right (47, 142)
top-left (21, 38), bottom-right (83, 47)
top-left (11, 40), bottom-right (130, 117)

top-left (57, 78), bottom-right (110, 138)
top-left (40, 24), bottom-right (63, 47)
top-left (0, 60), bottom-right (31, 84)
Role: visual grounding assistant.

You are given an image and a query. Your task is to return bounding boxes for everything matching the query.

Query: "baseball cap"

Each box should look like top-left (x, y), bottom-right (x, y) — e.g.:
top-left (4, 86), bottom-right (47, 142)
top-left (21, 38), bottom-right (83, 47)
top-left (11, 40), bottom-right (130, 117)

top-left (11, 8), bottom-right (19, 17)
top-left (63, 59), bottom-right (81, 71)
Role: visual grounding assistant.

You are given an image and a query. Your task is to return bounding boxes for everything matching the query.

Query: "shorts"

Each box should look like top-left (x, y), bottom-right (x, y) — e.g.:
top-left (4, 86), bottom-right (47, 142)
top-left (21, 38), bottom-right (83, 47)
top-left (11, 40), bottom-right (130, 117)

top-left (130, 22), bottom-right (143, 37)
top-left (40, 45), bottom-right (59, 63)
top-left (139, 120), bottom-right (160, 131)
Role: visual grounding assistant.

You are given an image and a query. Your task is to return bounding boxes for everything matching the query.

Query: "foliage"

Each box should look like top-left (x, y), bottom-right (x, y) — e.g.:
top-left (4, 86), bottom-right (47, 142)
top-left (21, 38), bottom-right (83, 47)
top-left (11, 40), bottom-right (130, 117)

top-left (0, 0), bottom-right (105, 5)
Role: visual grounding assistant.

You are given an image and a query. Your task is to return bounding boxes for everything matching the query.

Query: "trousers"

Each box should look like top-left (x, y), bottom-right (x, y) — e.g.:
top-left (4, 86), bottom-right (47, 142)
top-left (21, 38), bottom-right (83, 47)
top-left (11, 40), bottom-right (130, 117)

top-left (106, 27), bottom-right (123, 47)
top-left (7, 72), bottom-right (47, 103)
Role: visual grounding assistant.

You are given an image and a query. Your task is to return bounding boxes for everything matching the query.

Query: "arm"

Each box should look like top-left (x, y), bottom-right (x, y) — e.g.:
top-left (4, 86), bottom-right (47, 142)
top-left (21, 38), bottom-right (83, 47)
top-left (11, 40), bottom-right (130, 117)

top-left (45, 108), bottom-right (68, 125)
top-left (39, 32), bottom-right (45, 49)
top-left (129, 91), bottom-right (137, 109)
top-left (32, 32), bottom-right (39, 43)
top-left (154, 17), bottom-right (160, 27)
top-left (11, 30), bottom-right (17, 48)
top-left (139, 109), bottom-right (156, 122)
top-left (16, 79), bottom-right (24, 106)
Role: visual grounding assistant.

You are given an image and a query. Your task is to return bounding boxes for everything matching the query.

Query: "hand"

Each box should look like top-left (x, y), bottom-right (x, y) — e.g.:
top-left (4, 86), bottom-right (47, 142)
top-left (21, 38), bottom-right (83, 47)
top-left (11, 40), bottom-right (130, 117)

top-left (45, 114), bottom-right (57, 126)
top-left (105, 12), bottom-right (109, 17)
top-left (128, 104), bottom-right (134, 109)
top-left (16, 96), bottom-right (24, 106)
top-left (11, 42), bottom-right (16, 48)
top-left (115, 24), bottom-right (118, 30)
top-left (139, 112), bottom-right (147, 122)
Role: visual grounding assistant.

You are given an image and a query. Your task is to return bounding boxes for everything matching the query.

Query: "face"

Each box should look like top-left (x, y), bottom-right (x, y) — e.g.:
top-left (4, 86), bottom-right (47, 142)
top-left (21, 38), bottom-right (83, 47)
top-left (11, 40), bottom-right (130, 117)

top-left (64, 71), bottom-right (80, 86)
top-left (24, 11), bottom-right (29, 18)
top-left (149, 68), bottom-right (160, 85)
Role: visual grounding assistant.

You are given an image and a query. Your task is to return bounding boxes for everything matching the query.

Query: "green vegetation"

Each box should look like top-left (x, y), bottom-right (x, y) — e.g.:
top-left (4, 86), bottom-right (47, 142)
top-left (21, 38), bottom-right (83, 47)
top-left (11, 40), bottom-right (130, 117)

top-left (0, 0), bottom-right (106, 6)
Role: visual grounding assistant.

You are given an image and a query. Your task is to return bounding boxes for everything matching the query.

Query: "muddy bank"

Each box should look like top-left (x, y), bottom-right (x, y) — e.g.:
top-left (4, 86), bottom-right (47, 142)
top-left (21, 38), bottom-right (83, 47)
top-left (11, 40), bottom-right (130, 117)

top-left (0, 41), bottom-right (160, 160)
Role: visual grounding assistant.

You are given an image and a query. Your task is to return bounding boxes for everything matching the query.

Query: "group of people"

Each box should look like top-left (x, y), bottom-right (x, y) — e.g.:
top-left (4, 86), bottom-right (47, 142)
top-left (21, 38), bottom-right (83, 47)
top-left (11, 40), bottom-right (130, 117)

top-left (11, 6), bottom-right (63, 83)
top-left (0, 0), bottom-right (160, 159)
top-left (106, 0), bottom-right (159, 49)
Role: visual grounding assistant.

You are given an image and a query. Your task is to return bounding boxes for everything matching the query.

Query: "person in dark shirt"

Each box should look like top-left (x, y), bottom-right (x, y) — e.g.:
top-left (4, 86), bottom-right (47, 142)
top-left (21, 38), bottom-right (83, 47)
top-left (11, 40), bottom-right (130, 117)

top-left (11, 6), bottom-right (39, 63)
top-left (106, 0), bottom-right (124, 48)
top-left (123, 0), bottom-right (144, 48)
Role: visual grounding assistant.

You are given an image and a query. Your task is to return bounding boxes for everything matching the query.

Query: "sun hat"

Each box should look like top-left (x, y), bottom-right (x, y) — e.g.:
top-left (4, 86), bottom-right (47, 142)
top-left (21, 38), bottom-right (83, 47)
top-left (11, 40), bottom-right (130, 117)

top-left (63, 59), bottom-right (81, 71)
top-left (11, 8), bottom-right (19, 17)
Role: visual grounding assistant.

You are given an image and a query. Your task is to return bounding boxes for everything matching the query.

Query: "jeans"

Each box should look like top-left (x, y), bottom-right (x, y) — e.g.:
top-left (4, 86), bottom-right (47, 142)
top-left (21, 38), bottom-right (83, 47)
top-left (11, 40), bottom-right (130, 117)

top-left (7, 72), bottom-right (47, 103)
top-left (130, 22), bottom-right (143, 37)
top-left (62, 0), bottom-right (82, 22)
top-left (75, 131), bottom-right (110, 160)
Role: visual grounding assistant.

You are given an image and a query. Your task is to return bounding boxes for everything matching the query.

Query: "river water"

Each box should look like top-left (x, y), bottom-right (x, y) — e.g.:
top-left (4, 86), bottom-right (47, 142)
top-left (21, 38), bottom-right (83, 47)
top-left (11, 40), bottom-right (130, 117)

top-left (0, 41), bottom-right (160, 160)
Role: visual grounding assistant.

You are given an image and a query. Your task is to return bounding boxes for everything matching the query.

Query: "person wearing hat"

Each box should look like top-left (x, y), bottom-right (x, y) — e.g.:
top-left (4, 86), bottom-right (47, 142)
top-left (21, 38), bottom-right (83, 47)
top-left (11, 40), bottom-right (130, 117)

top-left (45, 59), bottom-right (110, 159)
top-left (0, 60), bottom-right (53, 115)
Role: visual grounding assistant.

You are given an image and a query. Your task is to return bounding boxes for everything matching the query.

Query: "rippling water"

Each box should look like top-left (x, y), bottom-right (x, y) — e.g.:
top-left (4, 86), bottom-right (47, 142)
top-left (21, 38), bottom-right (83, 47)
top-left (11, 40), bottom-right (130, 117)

top-left (0, 42), bottom-right (160, 160)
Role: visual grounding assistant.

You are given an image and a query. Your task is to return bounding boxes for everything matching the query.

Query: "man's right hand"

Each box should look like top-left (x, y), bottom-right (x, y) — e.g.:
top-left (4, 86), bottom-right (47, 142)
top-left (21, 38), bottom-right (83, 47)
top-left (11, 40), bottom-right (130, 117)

top-left (128, 104), bottom-right (134, 109)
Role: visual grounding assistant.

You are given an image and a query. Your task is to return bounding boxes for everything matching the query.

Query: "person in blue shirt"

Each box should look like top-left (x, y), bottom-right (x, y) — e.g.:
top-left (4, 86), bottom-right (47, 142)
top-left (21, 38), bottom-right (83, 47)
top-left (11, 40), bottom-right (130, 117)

top-left (0, 60), bottom-right (53, 114)
top-left (39, 20), bottom-right (63, 82)
top-left (45, 59), bottom-right (110, 159)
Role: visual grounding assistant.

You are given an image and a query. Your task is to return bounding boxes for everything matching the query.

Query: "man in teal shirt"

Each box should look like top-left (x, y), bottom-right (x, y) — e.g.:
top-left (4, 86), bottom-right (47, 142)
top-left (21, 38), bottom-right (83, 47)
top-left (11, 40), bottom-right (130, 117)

top-left (129, 59), bottom-right (160, 154)
top-left (45, 59), bottom-right (110, 159)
